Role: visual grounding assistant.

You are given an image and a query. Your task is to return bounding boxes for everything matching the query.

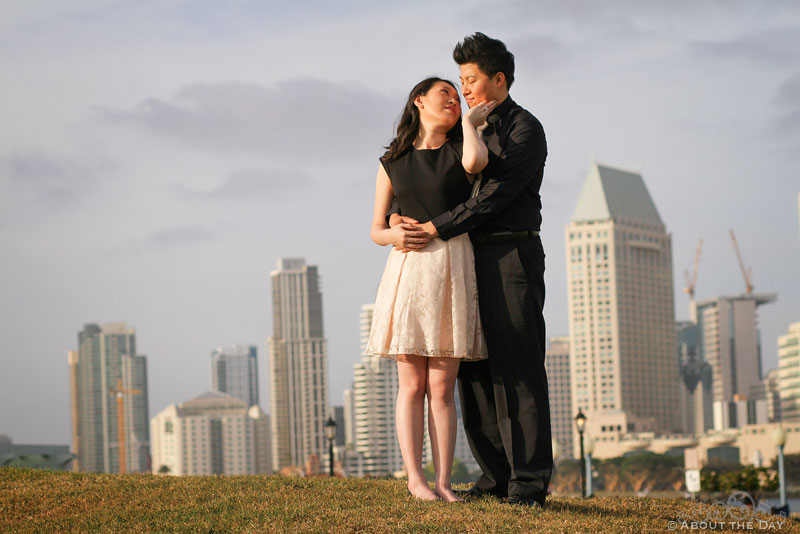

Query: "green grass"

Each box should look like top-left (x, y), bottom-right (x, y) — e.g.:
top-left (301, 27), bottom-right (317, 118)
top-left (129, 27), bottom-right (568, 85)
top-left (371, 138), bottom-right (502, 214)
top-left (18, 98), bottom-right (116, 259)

top-left (2, 468), bottom-right (798, 533)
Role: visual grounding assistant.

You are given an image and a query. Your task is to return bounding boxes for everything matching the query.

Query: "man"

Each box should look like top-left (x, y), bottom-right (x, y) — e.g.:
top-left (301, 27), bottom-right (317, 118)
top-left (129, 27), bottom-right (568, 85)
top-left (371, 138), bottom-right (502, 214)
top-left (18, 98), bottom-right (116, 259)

top-left (391, 32), bottom-right (551, 507)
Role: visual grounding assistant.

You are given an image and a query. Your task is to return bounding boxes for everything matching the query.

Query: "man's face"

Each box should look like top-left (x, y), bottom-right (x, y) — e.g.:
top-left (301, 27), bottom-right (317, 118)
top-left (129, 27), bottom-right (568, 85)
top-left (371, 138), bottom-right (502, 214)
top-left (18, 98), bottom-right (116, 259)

top-left (459, 62), bottom-right (500, 109)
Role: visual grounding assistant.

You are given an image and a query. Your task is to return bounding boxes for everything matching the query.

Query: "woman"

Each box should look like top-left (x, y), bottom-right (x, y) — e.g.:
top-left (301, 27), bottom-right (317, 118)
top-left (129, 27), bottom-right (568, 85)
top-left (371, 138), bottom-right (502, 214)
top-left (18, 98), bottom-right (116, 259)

top-left (366, 77), bottom-right (495, 502)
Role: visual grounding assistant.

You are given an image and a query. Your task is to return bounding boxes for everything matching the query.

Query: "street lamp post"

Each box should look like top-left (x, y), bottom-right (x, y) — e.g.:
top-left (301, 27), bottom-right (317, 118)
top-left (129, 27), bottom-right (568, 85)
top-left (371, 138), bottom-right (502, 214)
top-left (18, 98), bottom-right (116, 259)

top-left (324, 417), bottom-right (337, 477)
top-left (575, 409), bottom-right (587, 498)
top-left (773, 426), bottom-right (788, 512)
top-left (584, 435), bottom-right (595, 498)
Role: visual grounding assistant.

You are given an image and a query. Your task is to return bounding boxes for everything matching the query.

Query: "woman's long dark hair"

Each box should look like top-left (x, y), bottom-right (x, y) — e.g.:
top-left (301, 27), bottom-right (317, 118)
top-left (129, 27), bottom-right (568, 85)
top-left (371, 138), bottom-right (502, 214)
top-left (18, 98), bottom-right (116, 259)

top-left (382, 77), bottom-right (462, 163)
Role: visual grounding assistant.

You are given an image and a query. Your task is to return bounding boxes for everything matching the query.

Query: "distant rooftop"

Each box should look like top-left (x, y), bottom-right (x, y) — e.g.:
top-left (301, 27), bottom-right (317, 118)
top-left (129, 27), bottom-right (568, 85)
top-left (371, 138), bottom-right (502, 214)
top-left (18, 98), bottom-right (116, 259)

top-left (571, 161), bottom-right (664, 228)
top-left (696, 293), bottom-right (777, 308)
top-left (183, 390), bottom-right (245, 406)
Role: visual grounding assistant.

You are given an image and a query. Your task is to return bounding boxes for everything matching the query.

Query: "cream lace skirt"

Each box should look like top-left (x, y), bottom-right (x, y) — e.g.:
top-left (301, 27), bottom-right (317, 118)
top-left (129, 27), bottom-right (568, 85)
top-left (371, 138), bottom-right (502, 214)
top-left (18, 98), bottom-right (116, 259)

top-left (365, 233), bottom-right (487, 361)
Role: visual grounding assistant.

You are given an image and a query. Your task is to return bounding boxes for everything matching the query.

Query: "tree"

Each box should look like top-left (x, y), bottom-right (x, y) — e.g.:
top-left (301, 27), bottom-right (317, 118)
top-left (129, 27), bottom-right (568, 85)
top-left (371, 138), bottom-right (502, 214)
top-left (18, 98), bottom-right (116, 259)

top-left (549, 459), bottom-right (581, 494)
top-left (620, 452), bottom-right (682, 493)
top-left (595, 457), bottom-right (624, 492)
top-left (158, 464), bottom-right (171, 474)
top-left (718, 466), bottom-right (778, 503)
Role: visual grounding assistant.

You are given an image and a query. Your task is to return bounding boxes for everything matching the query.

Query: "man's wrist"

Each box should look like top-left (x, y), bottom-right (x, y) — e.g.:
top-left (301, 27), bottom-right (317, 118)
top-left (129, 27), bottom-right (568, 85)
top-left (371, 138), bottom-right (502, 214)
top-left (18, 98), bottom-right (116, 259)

top-left (422, 221), bottom-right (438, 237)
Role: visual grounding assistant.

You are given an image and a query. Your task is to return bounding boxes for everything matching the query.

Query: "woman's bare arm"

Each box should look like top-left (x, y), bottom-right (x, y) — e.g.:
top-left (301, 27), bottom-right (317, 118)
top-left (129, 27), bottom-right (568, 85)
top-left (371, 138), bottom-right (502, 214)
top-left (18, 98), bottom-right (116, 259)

top-left (370, 163), bottom-right (432, 249)
top-left (461, 99), bottom-right (496, 174)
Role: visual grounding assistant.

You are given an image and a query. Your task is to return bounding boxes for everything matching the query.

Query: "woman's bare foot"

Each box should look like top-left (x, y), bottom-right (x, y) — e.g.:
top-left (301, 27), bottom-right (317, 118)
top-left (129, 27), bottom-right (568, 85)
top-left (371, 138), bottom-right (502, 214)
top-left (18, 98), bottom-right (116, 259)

top-left (434, 487), bottom-right (464, 503)
top-left (407, 480), bottom-right (439, 501)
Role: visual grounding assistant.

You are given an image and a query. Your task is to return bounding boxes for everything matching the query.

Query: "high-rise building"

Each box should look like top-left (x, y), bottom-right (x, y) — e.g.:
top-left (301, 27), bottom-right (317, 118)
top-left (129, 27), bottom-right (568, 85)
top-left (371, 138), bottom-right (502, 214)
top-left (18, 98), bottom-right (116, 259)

top-left (69, 323), bottom-right (149, 473)
top-left (566, 162), bottom-right (680, 455)
top-left (211, 345), bottom-right (259, 407)
top-left (343, 388), bottom-right (355, 448)
top-left (750, 368), bottom-right (781, 424)
top-left (695, 294), bottom-right (776, 429)
top-left (779, 322), bottom-right (800, 421)
top-left (268, 258), bottom-right (329, 473)
top-left (331, 406), bottom-right (346, 448)
top-left (545, 336), bottom-right (573, 459)
top-left (150, 391), bottom-right (256, 476)
top-left (248, 405), bottom-right (273, 474)
top-left (352, 356), bottom-right (400, 475)
top-left (351, 305), bottom-right (402, 476)
top-left (349, 304), bottom-right (471, 475)
top-left (677, 320), bottom-right (712, 435)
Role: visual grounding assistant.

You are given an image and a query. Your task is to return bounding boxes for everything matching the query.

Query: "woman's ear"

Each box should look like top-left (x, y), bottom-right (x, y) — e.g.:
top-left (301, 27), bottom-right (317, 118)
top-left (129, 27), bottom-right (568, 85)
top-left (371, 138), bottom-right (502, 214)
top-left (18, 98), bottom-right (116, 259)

top-left (414, 95), bottom-right (423, 109)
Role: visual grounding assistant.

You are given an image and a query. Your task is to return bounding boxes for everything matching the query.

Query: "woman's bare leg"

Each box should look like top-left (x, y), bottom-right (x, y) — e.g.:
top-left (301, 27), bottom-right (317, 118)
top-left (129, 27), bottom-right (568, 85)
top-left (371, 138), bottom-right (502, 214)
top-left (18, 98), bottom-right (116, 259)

top-left (396, 354), bottom-right (437, 500)
top-left (426, 357), bottom-right (462, 502)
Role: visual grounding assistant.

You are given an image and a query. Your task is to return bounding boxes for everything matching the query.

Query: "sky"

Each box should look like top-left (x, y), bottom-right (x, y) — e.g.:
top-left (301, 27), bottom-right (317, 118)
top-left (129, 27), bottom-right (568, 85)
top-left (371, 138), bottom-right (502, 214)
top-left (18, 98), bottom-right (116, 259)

top-left (1, 0), bottom-right (798, 445)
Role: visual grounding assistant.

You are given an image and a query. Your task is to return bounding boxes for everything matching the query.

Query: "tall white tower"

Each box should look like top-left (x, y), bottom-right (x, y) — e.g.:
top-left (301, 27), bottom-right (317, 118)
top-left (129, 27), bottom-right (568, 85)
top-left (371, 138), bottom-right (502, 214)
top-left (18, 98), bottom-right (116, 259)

top-left (350, 304), bottom-right (403, 475)
top-left (566, 162), bottom-right (679, 454)
top-left (268, 258), bottom-right (329, 473)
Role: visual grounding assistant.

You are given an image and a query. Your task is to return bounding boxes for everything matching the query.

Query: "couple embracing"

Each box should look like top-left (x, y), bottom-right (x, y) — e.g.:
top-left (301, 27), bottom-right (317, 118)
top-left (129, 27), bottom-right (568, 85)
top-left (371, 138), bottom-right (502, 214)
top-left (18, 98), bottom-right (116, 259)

top-left (366, 33), bottom-right (551, 507)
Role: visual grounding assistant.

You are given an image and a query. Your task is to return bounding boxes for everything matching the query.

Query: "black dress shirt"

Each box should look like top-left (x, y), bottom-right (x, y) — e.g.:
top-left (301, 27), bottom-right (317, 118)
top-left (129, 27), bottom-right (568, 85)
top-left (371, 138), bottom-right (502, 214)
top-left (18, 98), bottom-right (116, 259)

top-left (430, 96), bottom-right (547, 241)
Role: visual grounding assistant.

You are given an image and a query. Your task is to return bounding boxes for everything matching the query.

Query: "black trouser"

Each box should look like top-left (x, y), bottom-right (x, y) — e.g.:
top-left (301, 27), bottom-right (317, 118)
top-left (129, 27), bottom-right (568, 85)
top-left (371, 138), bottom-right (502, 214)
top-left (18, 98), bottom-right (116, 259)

top-left (458, 236), bottom-right (552, 499)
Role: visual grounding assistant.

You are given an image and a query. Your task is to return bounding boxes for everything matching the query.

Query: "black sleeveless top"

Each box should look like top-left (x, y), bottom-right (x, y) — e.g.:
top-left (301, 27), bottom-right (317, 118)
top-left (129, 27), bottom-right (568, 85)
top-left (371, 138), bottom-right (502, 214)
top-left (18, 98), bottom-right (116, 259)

top-left (380, 141), bottom-right (472, 223)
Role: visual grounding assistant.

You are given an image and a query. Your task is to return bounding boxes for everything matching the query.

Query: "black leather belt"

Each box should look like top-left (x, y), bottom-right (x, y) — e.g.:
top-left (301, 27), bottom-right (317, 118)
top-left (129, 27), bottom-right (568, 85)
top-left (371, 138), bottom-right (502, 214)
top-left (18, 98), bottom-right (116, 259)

top-left (471, 230), bottom-right (540, 244)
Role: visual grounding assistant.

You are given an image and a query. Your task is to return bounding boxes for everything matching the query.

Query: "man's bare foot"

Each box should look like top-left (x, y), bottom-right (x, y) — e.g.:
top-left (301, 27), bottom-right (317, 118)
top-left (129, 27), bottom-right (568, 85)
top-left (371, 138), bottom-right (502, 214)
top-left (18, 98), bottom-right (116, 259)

top-left (434, 487), bottom-right (464, 503)
top-left (407, 481), bottom-right (439, 501)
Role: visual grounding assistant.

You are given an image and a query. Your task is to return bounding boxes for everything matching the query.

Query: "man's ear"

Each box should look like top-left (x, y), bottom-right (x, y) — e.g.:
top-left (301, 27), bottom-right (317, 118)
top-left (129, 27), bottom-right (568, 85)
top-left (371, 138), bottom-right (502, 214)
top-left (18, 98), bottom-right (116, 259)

top-left (494, 72), bottom-right (506, 89)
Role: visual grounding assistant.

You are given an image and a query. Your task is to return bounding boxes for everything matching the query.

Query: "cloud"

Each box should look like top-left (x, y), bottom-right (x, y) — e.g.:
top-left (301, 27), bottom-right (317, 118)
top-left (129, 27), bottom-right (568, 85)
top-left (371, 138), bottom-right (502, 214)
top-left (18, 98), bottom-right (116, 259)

top-left (147, 225), bottom-right (215, 247)
top-left (689, 36), bottom-right (797, 64)
top-left (772, 72), bottom-right (800, 136)
top-left (509, 34), bottom-right (573, 73)
top-left (774, 72), bottom-right (800, 107)
top-left (0, 150), bottom-right (112, 216)
top-left (174, 168), bottom-right (312, 201)
top-left (100, 79), bottom-right (397, 164)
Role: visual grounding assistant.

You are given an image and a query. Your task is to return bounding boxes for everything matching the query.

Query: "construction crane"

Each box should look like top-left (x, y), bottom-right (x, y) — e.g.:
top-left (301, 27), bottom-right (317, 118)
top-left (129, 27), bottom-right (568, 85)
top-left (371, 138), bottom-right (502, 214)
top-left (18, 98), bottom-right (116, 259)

top-left (729, 229), bottom-right (754, 294)
top-left (683, 238), bottom-right (703, 298)
top-left (683, 238), bottom-right (703, 323)
top-left (109, 378), bottom-right (140, 474)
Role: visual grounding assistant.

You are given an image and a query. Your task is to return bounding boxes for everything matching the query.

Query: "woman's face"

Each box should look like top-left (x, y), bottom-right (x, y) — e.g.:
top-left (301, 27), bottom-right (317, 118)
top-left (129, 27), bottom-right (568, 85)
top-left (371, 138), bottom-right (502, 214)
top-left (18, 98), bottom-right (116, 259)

top-left (416, 81), bottom-right (461, 129)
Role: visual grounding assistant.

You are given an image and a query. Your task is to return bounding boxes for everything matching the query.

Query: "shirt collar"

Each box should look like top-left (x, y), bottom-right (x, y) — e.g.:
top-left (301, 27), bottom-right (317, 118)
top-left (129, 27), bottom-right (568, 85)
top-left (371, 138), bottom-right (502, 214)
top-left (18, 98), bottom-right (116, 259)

top-left (487, 96), bottom-right (515, 124)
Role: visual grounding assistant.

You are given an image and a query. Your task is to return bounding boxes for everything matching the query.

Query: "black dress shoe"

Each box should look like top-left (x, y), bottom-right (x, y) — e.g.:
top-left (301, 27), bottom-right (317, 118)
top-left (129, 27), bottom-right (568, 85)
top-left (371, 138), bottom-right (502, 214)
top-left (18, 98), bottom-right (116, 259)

top-left (507, 495), bottom-right (545, 508)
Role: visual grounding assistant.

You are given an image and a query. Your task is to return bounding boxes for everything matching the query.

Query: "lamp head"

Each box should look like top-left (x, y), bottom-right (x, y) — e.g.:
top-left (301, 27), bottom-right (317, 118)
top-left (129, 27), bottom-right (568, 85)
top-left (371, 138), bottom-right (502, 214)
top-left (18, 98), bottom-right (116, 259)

top-left (773, 426), bottom-right (787, 447)
top-left (324, 416), bottom-right (337, 442)
top-left (575, 409), bottom-right (586, 433)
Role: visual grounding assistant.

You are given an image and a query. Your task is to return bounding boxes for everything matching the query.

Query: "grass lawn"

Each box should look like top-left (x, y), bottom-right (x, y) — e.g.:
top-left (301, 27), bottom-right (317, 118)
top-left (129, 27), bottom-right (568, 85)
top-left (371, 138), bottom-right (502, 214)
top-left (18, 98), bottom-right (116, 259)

top-left (2, 468), bottom-right (798, 533)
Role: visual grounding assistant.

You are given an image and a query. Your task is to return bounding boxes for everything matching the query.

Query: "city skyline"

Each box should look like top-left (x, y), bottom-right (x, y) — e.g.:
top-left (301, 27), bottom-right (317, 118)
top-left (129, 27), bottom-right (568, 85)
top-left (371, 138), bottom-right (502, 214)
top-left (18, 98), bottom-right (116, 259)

top-left (2, 1), bottom-right (799, 444)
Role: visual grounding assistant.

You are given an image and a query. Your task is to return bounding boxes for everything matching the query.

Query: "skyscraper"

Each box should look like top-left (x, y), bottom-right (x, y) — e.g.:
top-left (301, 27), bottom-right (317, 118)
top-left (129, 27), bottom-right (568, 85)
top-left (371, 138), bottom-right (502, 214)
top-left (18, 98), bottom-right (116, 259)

top-left (677, 320), bottom-right (712, 435)
top-left (779, 322), bottom-right (800, 421)
top-left (566, 162), bottom-right (680, 453)
top-left (351, 353), bottom-right (402, 476)
top-left (69, 323), bottom-right (149, 473)
top-left (248, 405), bottom-right (273, 474)
top-left (268, 258), bottom-right (329, 472)
top-left (545, 336), bottom-right (573, 458)
top-left (696, 294), bottom-right (776, 429)
top-left (350, 304), bottom-right (403, 476)
top-left (211, 345), bottom-right (259, 407)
